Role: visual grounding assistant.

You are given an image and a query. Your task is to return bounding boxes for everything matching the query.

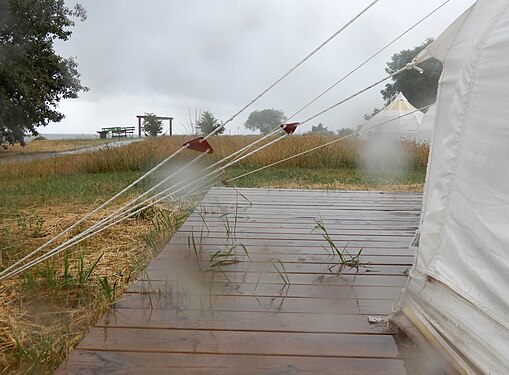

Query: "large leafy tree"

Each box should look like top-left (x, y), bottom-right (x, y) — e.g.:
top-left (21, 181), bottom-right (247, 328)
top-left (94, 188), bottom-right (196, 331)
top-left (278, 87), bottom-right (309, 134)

top-left (0, 0), bottom-right (88, 145)
top-left (381, 38), bottom-right (442, 109)
top-left (196, 111), bottom-right (224, 135)
top-left (142, 113), bottom-right (163, 137)
top-left (244, 108), bottom-right (286, 135)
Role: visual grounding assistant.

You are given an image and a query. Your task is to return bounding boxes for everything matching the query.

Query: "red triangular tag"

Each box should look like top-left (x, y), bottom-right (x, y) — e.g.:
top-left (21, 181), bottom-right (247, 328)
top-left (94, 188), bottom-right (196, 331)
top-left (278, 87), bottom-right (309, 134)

top-left (184, 137), bottom-right (214, 154)
top-left (281, 122), bottom-right (300, 134)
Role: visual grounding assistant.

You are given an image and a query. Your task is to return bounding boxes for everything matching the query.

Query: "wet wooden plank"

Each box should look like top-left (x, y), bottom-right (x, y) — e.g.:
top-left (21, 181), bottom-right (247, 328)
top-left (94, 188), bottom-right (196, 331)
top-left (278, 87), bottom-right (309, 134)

top-left (174, 231), bottom-right (417, 241)
top-left (150, 243), bottom-right (414, 256)
top-left (168, 238), bottom-right (414, 248)
top-left (55, 351), bottom-right (407, 375)
top-left (145, 260), bottom-right (410, 275)
top-left (126, 281), bottom-right (404, 300)
top-left (141, 270), bottom-right (408, 286)
top-left (153, 252), bottom-right (413, 265)
top-left (95, 309), bottom-right (387, 334)
top-left (76, 328), bottom-right (400, 358)
top-left (180, 224), bottom-right (418, 234)
top-left (113, 294), bottom-right (395, 315)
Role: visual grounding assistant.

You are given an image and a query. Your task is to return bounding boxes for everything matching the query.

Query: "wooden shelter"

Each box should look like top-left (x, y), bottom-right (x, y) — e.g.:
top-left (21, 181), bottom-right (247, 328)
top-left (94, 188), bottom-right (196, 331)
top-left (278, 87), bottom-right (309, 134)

top-left (136, 115), bottom-right (174, 137)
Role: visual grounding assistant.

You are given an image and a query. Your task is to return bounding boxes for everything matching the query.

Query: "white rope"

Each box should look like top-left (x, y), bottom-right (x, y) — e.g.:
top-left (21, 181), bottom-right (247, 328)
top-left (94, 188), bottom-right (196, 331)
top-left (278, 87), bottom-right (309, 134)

top-left (0, 131), bottom-right (287, 281)
top-left (202, 0), bottom-right (381, 139)
top-left (41, 151), bottom-right (210, 250)
top-left (0, 62), bottom-right (418, 282)
top-left (0, 168), bottom-right (218, 281)
top-left (228, 105), bottom-right (433, 184)
top-left (3, 0), bottom-right (452, 281)
top-left (2, 132), bottom-right (291, 280)
top-left (287, 0), bottom-right (451, 121)
top-left (0, 144), bottom-right (189, 280)
top-left (2, 106), bottom-right (430, 280)
top-left (300, 63), bottom-right (420, 126)
top-left (62, 0), bottom-right (447, 249)
top-left (2, 1), bottom-right (380, 281)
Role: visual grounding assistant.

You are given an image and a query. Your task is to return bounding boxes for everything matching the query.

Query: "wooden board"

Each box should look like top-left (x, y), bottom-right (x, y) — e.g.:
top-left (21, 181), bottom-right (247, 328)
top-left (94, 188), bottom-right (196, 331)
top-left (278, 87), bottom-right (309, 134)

top-left (55, 188), bottom-right (423, 374)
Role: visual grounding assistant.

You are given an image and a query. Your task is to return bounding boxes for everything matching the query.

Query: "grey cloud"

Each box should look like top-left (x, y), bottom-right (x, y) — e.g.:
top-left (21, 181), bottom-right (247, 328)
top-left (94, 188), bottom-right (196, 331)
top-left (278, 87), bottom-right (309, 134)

top-left (49, 0), bottom-right (476, 134)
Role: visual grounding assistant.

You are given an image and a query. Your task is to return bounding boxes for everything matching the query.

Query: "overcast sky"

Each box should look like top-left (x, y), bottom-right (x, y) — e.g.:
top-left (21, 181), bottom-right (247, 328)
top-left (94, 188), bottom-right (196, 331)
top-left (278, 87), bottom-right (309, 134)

top-left (46, 0), bottom-right (475, 135)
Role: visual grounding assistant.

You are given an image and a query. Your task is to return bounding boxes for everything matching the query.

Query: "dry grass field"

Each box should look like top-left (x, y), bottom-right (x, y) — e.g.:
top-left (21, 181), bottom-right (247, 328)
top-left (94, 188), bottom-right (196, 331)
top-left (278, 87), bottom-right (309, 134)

top-left (0, 138), bottom-right (118, 157)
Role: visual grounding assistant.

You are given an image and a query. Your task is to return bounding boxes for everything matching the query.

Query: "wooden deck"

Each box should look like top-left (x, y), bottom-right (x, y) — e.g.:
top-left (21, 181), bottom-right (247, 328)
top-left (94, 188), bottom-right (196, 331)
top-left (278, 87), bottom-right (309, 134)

top-left (55, 188), bottom-right (423, 374)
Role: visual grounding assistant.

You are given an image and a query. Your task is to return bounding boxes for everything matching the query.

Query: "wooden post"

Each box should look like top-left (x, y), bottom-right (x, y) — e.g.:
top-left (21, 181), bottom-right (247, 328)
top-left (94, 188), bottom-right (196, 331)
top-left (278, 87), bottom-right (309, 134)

top-left (138, 116), bottom-right (142, 137)
top-left (169, 117), bottom-right (173, 136)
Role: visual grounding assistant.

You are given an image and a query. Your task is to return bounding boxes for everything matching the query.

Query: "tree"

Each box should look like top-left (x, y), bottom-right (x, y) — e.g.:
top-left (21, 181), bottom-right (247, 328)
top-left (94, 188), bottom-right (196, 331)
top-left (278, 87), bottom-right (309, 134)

top-left (381, 38), bottom-right (442, 109)
top-left (0, 0), bottom-right (88, 145)
top-left (337, 128), bottom-right (354, 137)
top-left (142, 113), bottom-right (163, 136)
top-left (196, 111), bottom-right (224, 135)
top-left (363, 108), bottom-right (381, 121)
top-left (244, 108), bottom-right (286, 135)
top-left (308, 123), bottom-right (334, 135)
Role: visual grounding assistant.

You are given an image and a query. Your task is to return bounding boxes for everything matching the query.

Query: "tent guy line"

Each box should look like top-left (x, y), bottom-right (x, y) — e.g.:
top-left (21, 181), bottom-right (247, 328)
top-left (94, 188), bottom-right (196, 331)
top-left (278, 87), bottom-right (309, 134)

top-left (288, 0), bottom-right (451, 122)
top-left (201, 0), bottom-right (382, 140)
top-left (0, 52), bottom-right (428, 281)
top-left (0, 1), bottom-right (382, 282)
top-left (228, 105), bottom-right (433, 184)
top-left (0, 100), bottom-right (431, 281)
top-left (226, 0), bottom-right (450, 165)
top-left (0, 0), bottom-right (450, 281)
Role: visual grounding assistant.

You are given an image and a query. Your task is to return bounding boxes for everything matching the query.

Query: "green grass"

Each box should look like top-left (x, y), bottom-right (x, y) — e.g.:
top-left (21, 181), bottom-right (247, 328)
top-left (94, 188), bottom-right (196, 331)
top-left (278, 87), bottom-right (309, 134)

top-left (0, 171), bottom-right (143, 214)
top-left (224, 167), bottom-right (425, 190)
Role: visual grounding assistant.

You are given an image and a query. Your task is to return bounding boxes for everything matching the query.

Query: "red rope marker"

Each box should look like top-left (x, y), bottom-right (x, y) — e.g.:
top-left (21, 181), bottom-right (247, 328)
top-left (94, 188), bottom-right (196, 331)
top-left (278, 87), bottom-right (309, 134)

top-left (184, 137), bottom-right (214, 154)
top-left (281, 122), bottom-right (300, 134)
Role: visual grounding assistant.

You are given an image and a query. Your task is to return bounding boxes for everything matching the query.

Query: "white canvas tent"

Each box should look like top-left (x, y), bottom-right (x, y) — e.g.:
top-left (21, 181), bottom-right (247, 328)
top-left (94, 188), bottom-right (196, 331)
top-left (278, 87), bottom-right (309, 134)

top-left (395, 1), bottom-right (509, 374)
top-left (416, 104), bottom-right (435, 143)
top-left (359, 92), bottom-right (423, 140)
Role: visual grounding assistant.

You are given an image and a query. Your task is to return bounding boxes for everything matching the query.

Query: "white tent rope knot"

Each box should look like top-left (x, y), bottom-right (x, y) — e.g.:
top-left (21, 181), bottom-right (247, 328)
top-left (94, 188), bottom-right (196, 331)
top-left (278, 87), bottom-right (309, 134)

top-left (406, 60), bottom-right (424, 74)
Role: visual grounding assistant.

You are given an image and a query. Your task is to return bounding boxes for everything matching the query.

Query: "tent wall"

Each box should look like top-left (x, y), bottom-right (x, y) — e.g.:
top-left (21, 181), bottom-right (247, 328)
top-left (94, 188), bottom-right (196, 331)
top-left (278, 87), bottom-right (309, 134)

top-left (397, 1), bottom-right (509, 374)
top-left (416, 104), bottom-right (435, 143)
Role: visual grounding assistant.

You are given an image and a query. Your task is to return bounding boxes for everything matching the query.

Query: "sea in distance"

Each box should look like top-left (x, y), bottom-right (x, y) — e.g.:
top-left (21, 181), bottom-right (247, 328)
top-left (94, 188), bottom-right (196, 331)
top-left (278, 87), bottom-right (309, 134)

top-left (25, 133), bottom-right (99, 142)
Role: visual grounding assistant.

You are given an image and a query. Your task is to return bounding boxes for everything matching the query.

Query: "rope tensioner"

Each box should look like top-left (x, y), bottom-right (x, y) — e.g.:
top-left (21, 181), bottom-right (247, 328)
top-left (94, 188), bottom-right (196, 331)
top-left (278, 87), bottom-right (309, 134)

top-left (184, 137), bottom-right (214, 154)
top-left (281, 122), bottom-right (300, 134)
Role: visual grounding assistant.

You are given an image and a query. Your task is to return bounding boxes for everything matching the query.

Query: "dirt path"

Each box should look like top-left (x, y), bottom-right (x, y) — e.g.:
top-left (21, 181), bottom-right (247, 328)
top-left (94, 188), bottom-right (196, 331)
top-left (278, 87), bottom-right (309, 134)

top-left (0, 139), bottom-right (143, 163)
